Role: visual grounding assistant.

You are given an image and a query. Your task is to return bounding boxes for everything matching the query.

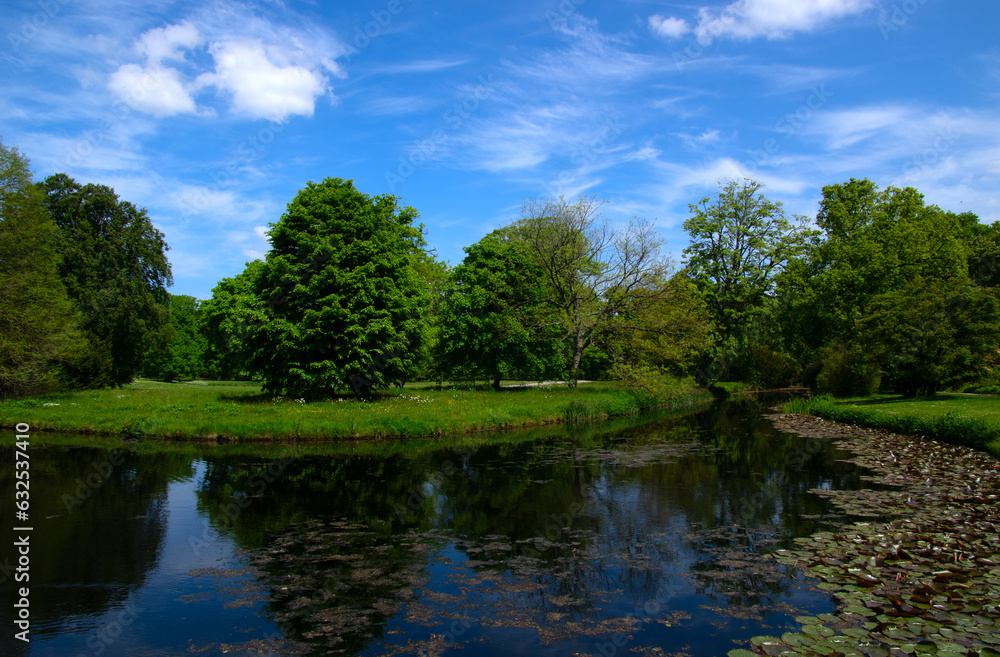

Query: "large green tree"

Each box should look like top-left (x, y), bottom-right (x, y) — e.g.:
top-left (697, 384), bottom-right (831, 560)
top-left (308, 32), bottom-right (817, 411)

top-left (143, 294), bottom-right (209, 381)
top-left (0, 140), bottom-right (91, 398)
top-left (777, 179), bottom-right (970, 362)
top-left (247, 178), bottom-right (429, 397)
top-left (858, 278), bottom-right (1000, 396)
top-left (199, 260), bottom-right (267, 380)
top-left (512, 196), bottom-right (675, 387)
top-left (39, 174), bottom-right (172, 386)
top-left (682, 179), bottom-right (812, 365)
top-left (435, 229), bottom-right (564, 389)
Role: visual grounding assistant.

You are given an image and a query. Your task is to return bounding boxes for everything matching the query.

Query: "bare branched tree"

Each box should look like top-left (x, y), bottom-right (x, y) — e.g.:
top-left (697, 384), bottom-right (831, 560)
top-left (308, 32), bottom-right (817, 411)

top-left (513, 196), bottom-right (675, 387)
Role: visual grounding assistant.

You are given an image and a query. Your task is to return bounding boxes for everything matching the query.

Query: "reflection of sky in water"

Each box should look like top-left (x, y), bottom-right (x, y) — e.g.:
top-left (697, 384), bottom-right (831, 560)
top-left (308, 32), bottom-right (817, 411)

top-left (1, 401), bottom-right (876, 657)
top-left (17, 460), bottom-right (282, 657)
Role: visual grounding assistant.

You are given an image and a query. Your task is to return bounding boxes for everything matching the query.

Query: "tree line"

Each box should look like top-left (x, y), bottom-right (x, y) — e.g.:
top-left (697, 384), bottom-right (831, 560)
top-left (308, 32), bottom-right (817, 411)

top-left (3, 135), bottom-right (999, 401)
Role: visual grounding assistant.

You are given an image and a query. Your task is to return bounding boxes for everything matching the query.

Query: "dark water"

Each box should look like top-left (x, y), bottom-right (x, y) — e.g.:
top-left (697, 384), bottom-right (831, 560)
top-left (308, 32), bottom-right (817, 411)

top-left (0, 397), bottom-right (880, 657)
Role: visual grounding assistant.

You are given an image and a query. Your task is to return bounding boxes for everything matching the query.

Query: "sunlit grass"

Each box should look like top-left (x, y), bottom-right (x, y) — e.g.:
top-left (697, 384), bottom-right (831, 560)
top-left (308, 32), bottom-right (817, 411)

top-left (782, 393), bottom-right (1000, 457)
top-left (0, 378), bottom-right (713, 443)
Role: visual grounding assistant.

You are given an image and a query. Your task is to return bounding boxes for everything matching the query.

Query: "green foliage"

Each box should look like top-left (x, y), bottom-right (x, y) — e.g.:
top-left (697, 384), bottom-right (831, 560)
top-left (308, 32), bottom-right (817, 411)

top-left (39, 173), bottom-right (172, 387)
top-left (742, 343), bottom-right (798, 389)
top-left (604, 274), bottom-right (714, 378)
top-left (683, 179), bottom-right (812, 360)
top-left (514, 196), bottom-right (677, 387)
top-left (406, 248), bottom-right (451, 381)
top-left (815, 342), bottom-right (882, 398)
top-left (435, 229), bottom-right (563, 389)
top-left (0, 140), bottom-right (91, 398)
top-left (198, 260), bottom-right (266, 380)
top-left (247, 178), bottom-right (429, 398)
top-left (858, 278), bottom-right (1000, 397)
top-left (953, 213), bottom-right (1000, 286)
top-left (144, 294), bottom-right (210, 381)
top-left (778, 179), bottom-right (970, 358)
top-left (611, 362), bottom-right (706, 407)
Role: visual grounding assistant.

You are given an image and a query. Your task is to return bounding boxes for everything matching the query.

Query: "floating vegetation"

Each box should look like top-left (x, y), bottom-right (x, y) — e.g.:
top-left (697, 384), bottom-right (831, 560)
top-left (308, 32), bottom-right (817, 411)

top-left (737, 414), bottom-right (1000, 657)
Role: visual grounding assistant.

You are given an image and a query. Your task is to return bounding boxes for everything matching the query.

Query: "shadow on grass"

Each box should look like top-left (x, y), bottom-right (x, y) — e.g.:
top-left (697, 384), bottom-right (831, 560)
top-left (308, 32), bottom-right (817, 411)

top-left (840, 394), bottom-right (962, 407)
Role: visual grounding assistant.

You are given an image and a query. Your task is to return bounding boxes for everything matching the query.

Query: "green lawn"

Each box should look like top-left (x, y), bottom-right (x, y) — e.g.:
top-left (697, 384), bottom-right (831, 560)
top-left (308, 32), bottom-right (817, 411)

top-left (838, 393), bottom-right (1000, 422)
top-left (786, 393), bottom-right (1000, 458)
top-left (0, 379), bottom-right (712, 443)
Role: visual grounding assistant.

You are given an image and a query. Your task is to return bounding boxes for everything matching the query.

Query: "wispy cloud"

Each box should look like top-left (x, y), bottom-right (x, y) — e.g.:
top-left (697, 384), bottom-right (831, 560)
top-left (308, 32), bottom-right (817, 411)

top-left (374, 59), bottom-right (472, 74)
top-left (650, 0), bottom-right (874, 45)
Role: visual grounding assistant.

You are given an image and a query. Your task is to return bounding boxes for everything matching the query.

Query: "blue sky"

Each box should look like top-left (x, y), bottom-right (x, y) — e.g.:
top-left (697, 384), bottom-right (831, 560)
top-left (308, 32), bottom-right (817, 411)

top-left (3, 0), bottom-right (999, 300)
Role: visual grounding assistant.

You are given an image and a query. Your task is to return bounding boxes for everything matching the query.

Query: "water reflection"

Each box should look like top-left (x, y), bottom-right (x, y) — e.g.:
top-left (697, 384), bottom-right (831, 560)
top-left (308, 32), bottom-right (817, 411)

top-left (0, 451), bottom-right (192, 656)
top-left (1, 396), bottom-right (877, 656)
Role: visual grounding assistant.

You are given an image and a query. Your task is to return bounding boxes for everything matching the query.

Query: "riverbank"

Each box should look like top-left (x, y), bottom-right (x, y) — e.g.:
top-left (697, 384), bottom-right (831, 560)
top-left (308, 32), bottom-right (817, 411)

top-left (783, 394), bottom-right (1000, 459)
top-left (739, 412), bottom-right (1000, 657)
top-left (0, 378), bottom-right (713, 443)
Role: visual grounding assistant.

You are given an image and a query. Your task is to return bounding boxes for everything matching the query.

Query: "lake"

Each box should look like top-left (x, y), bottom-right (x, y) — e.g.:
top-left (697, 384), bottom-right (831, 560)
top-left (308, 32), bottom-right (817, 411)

top-left (0, 396), bottom-right (882, 657)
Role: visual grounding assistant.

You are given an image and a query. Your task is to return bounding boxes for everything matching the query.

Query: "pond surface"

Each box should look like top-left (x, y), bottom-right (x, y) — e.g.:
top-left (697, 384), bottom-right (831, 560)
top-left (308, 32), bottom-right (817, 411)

top-left (0, 397), bottom-right (885, 657)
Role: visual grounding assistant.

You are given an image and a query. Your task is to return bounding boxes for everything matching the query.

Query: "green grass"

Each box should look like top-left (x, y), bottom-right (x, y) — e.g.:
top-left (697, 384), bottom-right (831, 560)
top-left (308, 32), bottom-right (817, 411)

top-left (783, 393), bottom-right (1000, 458)
top-left (0, 379), bottom-right (713, 443)
top-left (713, 381), bottom-right (756, 394)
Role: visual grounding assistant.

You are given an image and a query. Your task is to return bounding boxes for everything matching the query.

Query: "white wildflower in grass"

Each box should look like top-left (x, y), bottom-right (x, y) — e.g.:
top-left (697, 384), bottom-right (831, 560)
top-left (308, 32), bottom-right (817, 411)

top-left (295, 398), bottom-right (306, 404)
top-left (43, 402), bottom-right (60, 406)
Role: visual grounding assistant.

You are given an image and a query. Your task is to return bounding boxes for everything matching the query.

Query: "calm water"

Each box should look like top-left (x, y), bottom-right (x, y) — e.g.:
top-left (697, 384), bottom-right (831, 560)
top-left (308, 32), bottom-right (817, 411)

top-left (1, 397), bottom-right (879, 657)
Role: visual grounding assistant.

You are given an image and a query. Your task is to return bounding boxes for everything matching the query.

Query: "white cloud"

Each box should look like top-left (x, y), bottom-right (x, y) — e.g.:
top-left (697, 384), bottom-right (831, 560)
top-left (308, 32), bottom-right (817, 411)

top-left (651, 0), bottom-right (874, 45)
top-left (105, 7), bottom-right (345, 122)
top-left (649, 15), bottom-right (690, 39)
top-left (109, 63), bottom-right (200, 117)
top-left (109, 21), bottom-right (203, 117)
top-left (135, 21), bottom-right (202, 63)
top-left (201, 40), bottom-right (328, 122)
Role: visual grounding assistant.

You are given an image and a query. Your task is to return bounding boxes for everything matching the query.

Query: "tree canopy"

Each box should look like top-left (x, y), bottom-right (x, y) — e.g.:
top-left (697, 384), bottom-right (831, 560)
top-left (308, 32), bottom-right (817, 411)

top-left (143, 294), bottom-right (210, 382)
top-left (435, 229), bottom-right (563, 389)
top-left (512, 196), bottom-right (675, 387)
top-left (682, 179), bottom-right (812, 361)
top-left (39, 173), bottom-right (172, 387)
top-left (243, 178), bottom-right (430, 397)
top-left (0, 140), bottom-right (90, 398)
top-left (5, 137), bottom-right (998, 405)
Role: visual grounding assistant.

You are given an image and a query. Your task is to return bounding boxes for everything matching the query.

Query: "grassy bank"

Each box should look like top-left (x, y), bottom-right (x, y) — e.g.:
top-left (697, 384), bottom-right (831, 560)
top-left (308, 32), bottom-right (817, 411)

top-left (0, 379), bottom-right (713, 443)
top-left (783, 393), bottom-right (1000, 458)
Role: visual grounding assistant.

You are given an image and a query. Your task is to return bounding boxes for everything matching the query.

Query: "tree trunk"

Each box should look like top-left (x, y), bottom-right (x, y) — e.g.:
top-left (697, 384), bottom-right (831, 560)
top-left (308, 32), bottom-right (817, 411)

top-left (569, 336), bottom-right (585, 388)
top-left (492, 374), bottom-right (502, 391)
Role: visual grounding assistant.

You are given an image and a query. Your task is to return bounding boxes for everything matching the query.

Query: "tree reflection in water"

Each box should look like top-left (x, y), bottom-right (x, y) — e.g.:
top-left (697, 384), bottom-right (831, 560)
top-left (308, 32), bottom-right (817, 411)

top-left (189, 397), bottom-right (872, 656)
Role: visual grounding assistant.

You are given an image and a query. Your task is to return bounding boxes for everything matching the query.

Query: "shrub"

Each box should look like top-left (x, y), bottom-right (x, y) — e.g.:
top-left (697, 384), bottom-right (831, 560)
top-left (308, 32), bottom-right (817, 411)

top-left (746, 343), bottom-right (798, 389)
top-left (816, 343), bottom-right (881, 398)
